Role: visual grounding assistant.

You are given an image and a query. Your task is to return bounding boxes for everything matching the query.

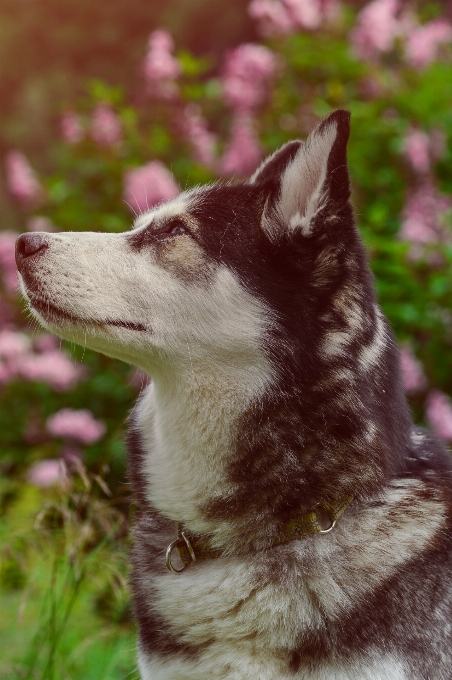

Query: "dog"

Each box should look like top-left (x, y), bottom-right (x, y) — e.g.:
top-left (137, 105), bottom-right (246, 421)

top-left (16, 109), bottom-right (452, 679)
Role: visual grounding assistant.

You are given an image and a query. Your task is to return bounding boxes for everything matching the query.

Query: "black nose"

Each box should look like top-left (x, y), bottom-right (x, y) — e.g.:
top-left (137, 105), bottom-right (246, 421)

top-left (15, 233), bottom-right (48, 268)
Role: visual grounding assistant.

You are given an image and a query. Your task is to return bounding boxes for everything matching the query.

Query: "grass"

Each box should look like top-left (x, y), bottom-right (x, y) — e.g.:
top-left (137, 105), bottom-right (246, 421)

top-left (0, 468), bottom-right (140, 680)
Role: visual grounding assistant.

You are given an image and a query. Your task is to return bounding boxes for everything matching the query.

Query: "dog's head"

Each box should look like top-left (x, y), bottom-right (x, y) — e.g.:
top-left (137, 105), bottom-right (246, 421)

top-left (16, 110), bottom-right (372, 381)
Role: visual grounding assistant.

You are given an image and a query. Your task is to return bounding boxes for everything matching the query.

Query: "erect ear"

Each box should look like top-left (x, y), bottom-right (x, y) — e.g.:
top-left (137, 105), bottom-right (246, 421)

top-left (250, 109), bottom-right (351, 241)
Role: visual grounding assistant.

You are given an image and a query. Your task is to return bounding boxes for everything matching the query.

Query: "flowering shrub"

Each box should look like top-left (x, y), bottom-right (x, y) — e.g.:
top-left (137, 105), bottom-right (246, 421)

top-left (123, 160), bottom-right (180, 214)
top-left (46, 408), bottom-right (106, 444)
top-left (1, 0), bottom-right (451, 510)
top-left (4, 151), bottom-right (43, 209)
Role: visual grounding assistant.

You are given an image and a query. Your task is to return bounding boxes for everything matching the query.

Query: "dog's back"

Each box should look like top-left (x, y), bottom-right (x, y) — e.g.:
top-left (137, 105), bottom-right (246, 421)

top-left (16, 110), bottom-right (452, 679)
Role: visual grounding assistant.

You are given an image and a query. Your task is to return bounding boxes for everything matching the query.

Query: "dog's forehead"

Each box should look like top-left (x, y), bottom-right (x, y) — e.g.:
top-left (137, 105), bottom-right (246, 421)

top-left (131, 187), bottom-right (212, 233)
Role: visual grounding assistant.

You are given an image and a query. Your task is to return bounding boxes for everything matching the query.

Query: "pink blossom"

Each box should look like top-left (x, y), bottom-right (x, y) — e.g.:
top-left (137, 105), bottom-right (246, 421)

top-left (405, 19), bottom-right (452, 69)
top-left (18, 349), bottom-right (86, 391)
top-left (183, 105), bottom-right (217, 168)
top-left (143, 29), bottom-right (181, 97)
top-left (0, 330), bottom-right (31, 384)
top-left (27, 459), bottom-right (67, 487)
top-left (399, 182), bottom-right (451, 246)
top-left (222, 44), bottom-right (277, 113)
top-left (89, 104), bottom-right (122, 147)
top-left (47, 408), bottom-right (106, 444)
top-left (399, 346), bottom-right (427, 394)
top-left (33, 334), bottom-right (60, 353)
top-left (219, 115), bottom-right (262, 177)
top-left (5, 151), bottom-right (43, 208)
top-left (350, 0), bottom-right (400, 61)
top-left (426, 390), bottom-right (452, 441)
top-left (248, 0), bottom-right (295, 36)
top-left (249, 0), bottom-right (338, 35)
top-left (283, 0), bottom-right (322, 30)
top-left (403, 129), bottom-right (431, 174)
top-left (0, 329), bottom-right (31, 360)
top-left (0, 231), bottom-right (19, 292)
top-left (60, 111), bottom-right (84, 144)
top-left (123, 161), bottom-right (179, 215)
top-left (27, 216), bottom-right (55, 232)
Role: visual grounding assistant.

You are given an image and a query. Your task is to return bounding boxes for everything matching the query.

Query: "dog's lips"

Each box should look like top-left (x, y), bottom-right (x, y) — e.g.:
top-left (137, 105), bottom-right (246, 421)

top-left (28, 295), bottom-right (147, 332)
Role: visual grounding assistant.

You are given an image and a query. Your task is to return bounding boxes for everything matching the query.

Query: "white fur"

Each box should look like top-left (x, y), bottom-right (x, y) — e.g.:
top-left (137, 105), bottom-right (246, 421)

top-left (322, 285), bottom-right (363, 357)
top-left (138, 648), bottom-right (409, 680)
top-left (132, 195), bottom-right (191, 231)
top-left (358, 307), bottom-right (388, 369)
top-left (138, 478), bottom-right (444, 676)
top-left (261, 121), bottom-right (338, 240)
top-left (134, 266), bottom-right (274, 535)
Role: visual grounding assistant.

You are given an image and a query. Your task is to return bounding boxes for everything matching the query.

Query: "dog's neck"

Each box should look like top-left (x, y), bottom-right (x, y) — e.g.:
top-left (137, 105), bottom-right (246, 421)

top-left (132, 331), bottom-right (411, 553)
top-left (135, 351), bottom-right (275, 545)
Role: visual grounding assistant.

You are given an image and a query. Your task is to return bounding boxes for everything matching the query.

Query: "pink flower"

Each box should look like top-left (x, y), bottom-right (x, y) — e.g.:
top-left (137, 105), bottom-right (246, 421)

top-left (222, 44), bottom-right (277, 113)
top-left (27, 459), bottom-right (67, 487)
top-left (89, 104), bottom-right (122, 147)
top-left (27, 216), bottom-right (55, 232)
top-left (283, 0), bottom-right (322, 30)
top-left (47, 408), bottom-right (106, 444)
top-left (183, 105), bottom-right (217, 168)
top-left (219, 115), bottom-right (262, 177)
top-left (0, 329), bottom-right (31, 360)
top-left (399, 181), bottom-right (451, 245)
top-left (405, 19), bottom-right (452, 69)
top-left (33, 334), bottom-right (60, 353)
top-left (249, 0), bottom-right (338, 35)
top-left (248, 0), bottom-right (295, 36)
top-left (350, 0), bottom-right (400, 61)
top-left (0, 231), bottom-right (19, 292)
top-left (143, 29), bottom-right (181, 97)
top-left (0, 329), bottom-right (31, 384)
top-left (60, 111), bottom-right (84, 144)
top-left (403, 129), bottom-right (431, 174)
top-left (5, 151), bottom-right (43, 208)
top-left (399, 346), bottom-right (427, 394)
top-left (123, 161), bottom-right (179, 215)
top-left (426, 390), bottom-right (452, 441)
top-left (18, 349), bottom-right (86, 391)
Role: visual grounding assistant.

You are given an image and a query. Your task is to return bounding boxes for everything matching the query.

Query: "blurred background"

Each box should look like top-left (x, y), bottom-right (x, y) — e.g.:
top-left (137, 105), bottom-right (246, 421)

top-left (1, 0), bottom-right (451, 678)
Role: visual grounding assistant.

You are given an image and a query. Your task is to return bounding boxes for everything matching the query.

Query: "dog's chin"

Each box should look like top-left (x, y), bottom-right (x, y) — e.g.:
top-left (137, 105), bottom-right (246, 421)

top-left (28, 295), bottom-right (148, 335)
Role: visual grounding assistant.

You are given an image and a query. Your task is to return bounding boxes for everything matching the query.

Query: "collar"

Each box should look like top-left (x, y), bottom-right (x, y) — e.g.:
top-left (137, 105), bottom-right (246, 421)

top-left (165, 494), bottom-right (353, 574)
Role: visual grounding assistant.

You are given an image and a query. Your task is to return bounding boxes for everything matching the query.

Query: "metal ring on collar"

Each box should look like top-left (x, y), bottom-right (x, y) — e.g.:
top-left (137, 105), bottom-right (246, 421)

top-left (319, 519), bottom-right (337, 534)
top-left (165, 531), bottom-right (197, 574)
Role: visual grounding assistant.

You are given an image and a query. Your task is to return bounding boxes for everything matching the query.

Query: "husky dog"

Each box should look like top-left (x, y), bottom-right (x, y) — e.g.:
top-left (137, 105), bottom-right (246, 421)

top-left (16, 110), bottom-right (452, 679)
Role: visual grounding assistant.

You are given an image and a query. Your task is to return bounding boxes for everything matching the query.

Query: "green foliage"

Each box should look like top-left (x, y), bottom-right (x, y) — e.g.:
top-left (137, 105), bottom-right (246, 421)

top-left (1, 1), bottom-right (451, 676)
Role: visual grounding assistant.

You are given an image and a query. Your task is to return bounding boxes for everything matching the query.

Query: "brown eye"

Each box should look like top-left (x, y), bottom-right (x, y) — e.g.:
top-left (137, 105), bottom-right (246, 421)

top-left (168, 222), bottom-right (187, 236)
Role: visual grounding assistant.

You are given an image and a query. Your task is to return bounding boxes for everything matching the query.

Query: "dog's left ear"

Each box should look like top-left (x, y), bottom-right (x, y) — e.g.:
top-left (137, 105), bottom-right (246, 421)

top-left (250, 109), bottom-right (351, 241)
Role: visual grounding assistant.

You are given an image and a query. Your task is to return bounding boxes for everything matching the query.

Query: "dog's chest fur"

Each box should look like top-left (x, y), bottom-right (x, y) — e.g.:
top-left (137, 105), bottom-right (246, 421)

top-left (17, 110), bottom-right (452, 679)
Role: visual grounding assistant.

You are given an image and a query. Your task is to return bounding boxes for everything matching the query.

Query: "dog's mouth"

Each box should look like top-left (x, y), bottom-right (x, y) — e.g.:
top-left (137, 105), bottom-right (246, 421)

top-left (29, 295), bottom-right (148, 332)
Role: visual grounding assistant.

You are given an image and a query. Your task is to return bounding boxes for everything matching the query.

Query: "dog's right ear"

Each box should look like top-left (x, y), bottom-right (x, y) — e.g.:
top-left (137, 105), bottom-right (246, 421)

top-left (249, 110), bottom-right (351, 242)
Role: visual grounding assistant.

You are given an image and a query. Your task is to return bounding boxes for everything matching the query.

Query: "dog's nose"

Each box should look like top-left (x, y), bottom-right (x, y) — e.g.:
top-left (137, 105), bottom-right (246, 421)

top-left (15, 233), bottom-right (48, 268)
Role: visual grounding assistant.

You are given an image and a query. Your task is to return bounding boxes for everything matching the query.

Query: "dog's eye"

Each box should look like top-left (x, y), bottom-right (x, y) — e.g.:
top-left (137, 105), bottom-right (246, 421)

top-left (167, 221), bottom-right (187, 236)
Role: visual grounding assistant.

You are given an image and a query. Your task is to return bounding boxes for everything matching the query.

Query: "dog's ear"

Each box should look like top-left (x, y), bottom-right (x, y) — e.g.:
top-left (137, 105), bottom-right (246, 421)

top-left (250, 109), bottom-right (351, 241)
